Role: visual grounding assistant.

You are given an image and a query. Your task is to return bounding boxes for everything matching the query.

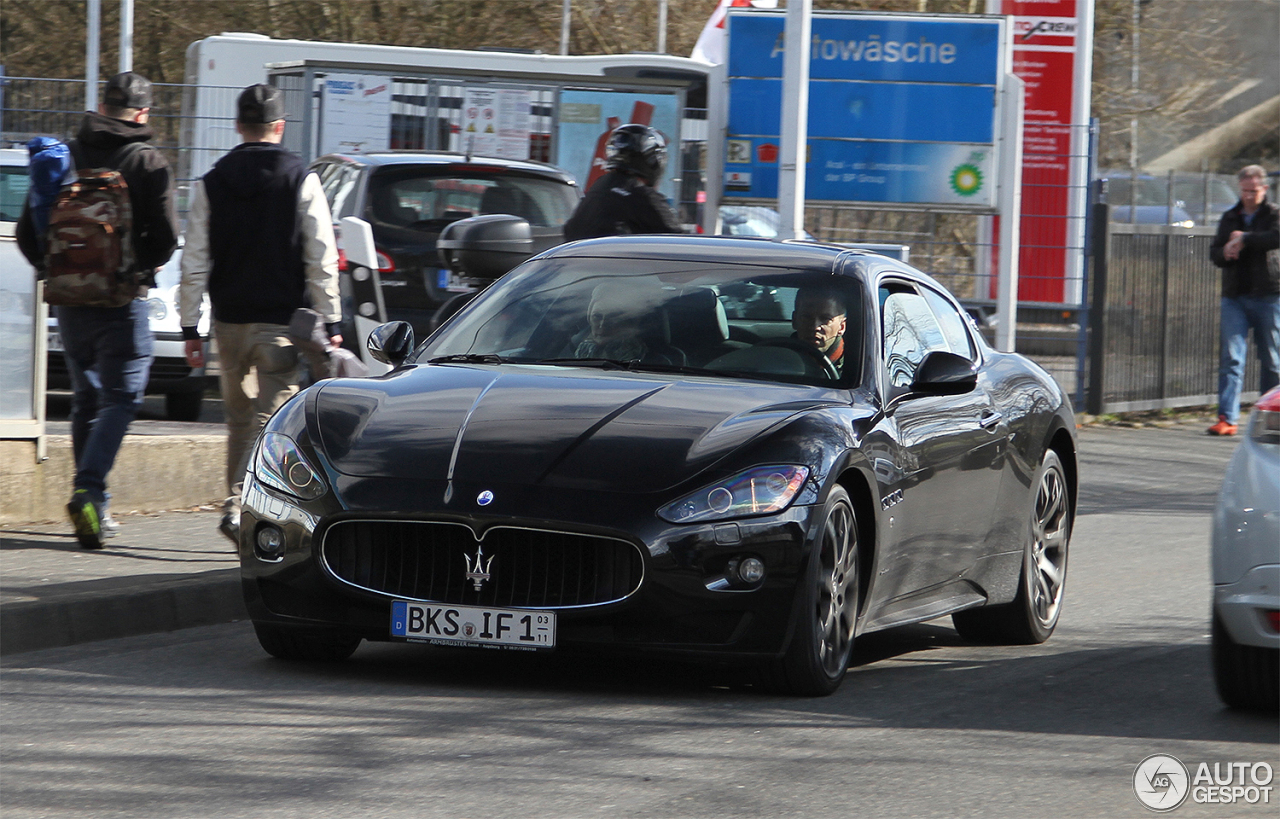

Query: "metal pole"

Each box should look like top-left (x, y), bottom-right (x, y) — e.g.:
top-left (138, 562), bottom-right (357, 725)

top-left (560, 0), bottom-right (571, 56)
top-left (657, 0), bottom-right (668, 54)
top-left (86, 0), bottom-right (101, 111)
top-left (1086, 202), bottom-right (1111, 415)
top-left (777, 0), bottom-right (812, 241)
top-left (1129, 0), bottom-right (1139, 170)
top-left (119, 0), bottom-right (134, 73)
top-left (995, 74), bottom-right (1025, 352)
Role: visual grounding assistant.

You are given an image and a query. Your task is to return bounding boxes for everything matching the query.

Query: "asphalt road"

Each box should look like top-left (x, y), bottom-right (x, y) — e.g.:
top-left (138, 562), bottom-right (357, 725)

top-left (2, 423), bottom-right (1277, 819)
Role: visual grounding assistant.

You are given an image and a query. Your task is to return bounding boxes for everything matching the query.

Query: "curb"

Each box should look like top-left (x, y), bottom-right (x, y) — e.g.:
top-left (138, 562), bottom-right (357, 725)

top-left (0, 570), bottom-right (246, 656)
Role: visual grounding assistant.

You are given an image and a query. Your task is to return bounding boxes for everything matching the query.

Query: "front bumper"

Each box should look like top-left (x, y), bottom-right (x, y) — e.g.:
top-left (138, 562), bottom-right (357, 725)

top-left (238, 473), bottom-right (816, 659)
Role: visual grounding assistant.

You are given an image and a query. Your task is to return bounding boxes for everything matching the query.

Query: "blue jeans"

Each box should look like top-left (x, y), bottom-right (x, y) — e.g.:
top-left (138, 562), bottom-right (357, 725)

top-left (1218, 294), bottom-right (1280, 423)
top-left (56, 300), bottom-right (153, 499)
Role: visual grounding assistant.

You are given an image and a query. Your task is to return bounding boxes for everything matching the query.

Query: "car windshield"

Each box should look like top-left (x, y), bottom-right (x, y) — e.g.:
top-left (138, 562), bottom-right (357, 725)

top-left (368, 167), bottom-right (577, 230)
top-left (0, 165), bottom-right (31, 222)
top-left (417, 257), bottom-right (863, 387)
top-left (1105, 177), bottom-right (1169, 206)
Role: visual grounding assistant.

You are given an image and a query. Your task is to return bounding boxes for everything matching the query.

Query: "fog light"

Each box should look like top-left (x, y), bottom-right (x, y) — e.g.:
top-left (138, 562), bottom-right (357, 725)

top-left (736, 557), bottom-right (765, 584)
top-left (256, 525), bottom-right (286, 560)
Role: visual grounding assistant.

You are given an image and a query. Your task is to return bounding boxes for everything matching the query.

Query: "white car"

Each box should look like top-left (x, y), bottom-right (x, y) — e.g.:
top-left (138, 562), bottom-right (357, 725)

top-left (1211, 385), bottom-right (1280, 711)
top-left (1, 146), bottom-right (213, 421)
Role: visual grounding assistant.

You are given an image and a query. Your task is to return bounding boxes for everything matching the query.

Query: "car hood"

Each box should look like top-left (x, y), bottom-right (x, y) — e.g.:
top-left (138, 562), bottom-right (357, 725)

top-left (311, 364), bottom-right (843, 492)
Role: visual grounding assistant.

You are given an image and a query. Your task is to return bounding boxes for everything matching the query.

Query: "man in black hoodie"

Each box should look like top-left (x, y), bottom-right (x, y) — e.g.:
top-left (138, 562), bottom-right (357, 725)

top-left (16, 71), bottom-right (179, 549)
top-left (179, 84), bottom-right (340, 543)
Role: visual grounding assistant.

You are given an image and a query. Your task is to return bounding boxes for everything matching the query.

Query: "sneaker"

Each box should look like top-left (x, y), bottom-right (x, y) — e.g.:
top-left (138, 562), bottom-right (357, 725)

top-left (1207, 416), bottom-right (1238, 436)
top-left (101, 510), bottom-right (120, 538)
top-left (219, 509), bottom-right (240, 546)
top-left (67, 489), bottom-right (105, 550)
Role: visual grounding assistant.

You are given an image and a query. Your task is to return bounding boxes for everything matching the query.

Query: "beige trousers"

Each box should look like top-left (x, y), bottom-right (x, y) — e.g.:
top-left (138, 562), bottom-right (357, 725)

top-left (214, 320), bottom-right (299, 509)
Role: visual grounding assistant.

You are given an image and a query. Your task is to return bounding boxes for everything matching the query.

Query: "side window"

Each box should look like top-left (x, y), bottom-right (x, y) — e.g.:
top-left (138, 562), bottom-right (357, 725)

top-left (920, 286), bottom-right (976, 360)
top-left (330, 167), bottom-right (361, 219)
top-left (880, 283), bottom-right (949, 388)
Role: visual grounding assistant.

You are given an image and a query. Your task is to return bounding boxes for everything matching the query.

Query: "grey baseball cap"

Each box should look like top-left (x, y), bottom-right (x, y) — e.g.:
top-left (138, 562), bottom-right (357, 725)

top-left (236, 84), bottom-right (286, 124)
top-left (103, 72), bottom-right (153, 109)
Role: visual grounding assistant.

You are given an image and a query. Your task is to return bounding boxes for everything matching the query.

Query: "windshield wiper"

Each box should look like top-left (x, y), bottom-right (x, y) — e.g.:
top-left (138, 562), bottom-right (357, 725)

top-left (426, 353), bottom-right (509, 365)
top-left (531, 357), bottom-right (629, 369)
top-left (618, 360), bottom-right (716, 377)
top-left (530, 358), bottom-right (715, 377)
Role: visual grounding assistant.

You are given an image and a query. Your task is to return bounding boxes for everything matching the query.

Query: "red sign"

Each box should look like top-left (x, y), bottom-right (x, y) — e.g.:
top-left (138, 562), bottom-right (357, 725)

top-left (993, 0), bottom-right (1088, 304)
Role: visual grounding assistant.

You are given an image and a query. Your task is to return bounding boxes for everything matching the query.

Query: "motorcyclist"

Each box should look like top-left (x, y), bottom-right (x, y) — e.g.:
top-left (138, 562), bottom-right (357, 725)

top-left (563, 123), bottom-right (684, 240)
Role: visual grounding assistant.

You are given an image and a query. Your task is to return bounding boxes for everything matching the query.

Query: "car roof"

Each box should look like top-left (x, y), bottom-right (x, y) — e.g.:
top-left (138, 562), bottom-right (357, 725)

top-left (542, 235), bottom-right (884, 270)
top-left (0, 147), bottom-right (28, 167)
top-left (313, 151), bottom-right (577, 184)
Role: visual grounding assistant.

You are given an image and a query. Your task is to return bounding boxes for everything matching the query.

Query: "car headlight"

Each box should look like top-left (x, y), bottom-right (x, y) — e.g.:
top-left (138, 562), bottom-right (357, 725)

top-left (659, 465), bottom-right (810, 524)
top-left (253, 432), bottom-right (327, 500)
top-left (145, 297), bottom-right (167, 322)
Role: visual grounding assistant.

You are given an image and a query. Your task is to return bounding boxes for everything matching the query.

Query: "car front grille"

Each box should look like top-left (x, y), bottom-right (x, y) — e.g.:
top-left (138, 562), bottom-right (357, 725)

top-left (321, 520), bottom-right (644, 609)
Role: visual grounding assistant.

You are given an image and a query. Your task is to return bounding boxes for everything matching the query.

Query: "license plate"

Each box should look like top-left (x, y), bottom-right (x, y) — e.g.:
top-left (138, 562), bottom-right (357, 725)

top-left (391, 601), bottom-right (555, 650)
top-left (47, 331), bottom-right (63, 352)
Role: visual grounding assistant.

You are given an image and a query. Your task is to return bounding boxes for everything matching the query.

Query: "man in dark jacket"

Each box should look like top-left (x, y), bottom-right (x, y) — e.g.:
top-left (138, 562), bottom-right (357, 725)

top-left (563, 124), bottom-right (684, 241)
top-left (179, 84), bottom-right (340, 543)
top-left (1207, 165), bottom-right (1280, 436)
top-left (16, 71), bottom-right (178, 548)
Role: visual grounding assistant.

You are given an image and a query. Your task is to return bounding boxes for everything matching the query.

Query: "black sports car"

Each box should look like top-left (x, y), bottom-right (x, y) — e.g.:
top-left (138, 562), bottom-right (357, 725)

top-left (239, 235), bottom-right (1077, 696)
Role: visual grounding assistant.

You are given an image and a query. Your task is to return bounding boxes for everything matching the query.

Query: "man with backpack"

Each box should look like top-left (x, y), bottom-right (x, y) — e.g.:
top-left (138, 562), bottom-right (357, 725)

top-left (16, 71), bottom-right (179, 549)
top-left (178, 84), bottom-right (341, 546)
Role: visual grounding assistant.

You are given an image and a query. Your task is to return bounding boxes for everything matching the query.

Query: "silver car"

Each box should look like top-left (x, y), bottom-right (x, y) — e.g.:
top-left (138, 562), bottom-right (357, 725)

top-left (1211, 386), bottom-right (1280, 711)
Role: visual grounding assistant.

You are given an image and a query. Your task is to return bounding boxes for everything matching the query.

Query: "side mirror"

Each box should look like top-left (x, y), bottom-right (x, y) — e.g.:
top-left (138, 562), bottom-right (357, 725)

top-left (437, 214), bottom-right (533, 281)
top-left (910, 350), bottom-right (977, 395)
top-left (367, 321), bottom-right (415, 367)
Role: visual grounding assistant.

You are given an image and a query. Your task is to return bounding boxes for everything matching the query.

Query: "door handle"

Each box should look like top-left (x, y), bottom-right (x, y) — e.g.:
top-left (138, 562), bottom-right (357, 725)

top-left (979, 411), bottom-right (1003, 430)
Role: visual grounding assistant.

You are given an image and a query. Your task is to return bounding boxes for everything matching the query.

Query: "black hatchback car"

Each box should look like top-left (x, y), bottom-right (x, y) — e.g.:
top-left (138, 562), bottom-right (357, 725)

top-left (309, 152), bottom-right (581, 337)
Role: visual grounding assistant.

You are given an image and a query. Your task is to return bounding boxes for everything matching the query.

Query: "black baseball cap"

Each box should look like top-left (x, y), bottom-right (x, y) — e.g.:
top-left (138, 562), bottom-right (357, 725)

top-left (237, 84), bottom-right (286, 124)
top-left (103, 71), bottom-right (153, 109)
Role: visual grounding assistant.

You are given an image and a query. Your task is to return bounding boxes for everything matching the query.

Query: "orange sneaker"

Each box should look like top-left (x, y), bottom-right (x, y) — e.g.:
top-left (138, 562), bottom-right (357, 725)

top-left (1207, 417), bottom-right (1238, 436)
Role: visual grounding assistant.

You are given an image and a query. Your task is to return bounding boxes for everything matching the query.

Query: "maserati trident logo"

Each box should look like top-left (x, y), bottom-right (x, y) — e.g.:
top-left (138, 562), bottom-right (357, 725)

top-left (464, 545), bottom-right (494, 591)
top-left (477, 490), bottom-right (494, 506)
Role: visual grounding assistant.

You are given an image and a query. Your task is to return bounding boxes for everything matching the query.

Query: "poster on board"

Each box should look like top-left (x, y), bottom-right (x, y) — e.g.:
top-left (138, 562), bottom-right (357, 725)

top-left (320, 73), bottom-right (392, 155)
top-left (461, 88), bottom-right (532, 160)
top-left (555, 89), bottom-right (681, 203)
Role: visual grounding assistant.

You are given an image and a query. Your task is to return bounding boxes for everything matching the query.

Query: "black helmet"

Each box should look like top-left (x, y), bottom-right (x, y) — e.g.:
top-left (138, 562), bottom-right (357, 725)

top-left (605, 124), bottom-right (667, 182)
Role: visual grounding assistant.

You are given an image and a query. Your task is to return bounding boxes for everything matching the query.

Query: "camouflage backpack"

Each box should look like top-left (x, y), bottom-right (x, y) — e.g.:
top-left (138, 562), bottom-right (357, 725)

top-left (43, 141), bottom-right (146, 308)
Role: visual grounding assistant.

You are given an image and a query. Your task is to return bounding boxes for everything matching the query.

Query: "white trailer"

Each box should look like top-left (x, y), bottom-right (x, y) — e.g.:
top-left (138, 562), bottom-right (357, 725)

top-left (180, 33), bottom-right (708, 185)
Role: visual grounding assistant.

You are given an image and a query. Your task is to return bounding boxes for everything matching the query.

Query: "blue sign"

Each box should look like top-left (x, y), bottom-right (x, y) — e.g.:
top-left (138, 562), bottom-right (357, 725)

top-left (729, 79), bottom-right (995, 144)
top-left (727, 14), bottom-right (1003, 84)
top-left (723, 11), bottom-right (1006, 209)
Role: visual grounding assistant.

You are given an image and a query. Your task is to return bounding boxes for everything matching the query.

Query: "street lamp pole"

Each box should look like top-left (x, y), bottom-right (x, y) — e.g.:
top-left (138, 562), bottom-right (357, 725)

top-left (86, 0), bottom-right (101, 111)
top-left (119, 0), bottom-right (134, 72)
top-left (560, 0), bottom-right (571, 55)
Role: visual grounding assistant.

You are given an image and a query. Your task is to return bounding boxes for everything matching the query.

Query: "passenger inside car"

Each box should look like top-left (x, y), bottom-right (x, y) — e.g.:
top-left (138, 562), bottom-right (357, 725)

top-left (573, 280), bottom-right (685, 365)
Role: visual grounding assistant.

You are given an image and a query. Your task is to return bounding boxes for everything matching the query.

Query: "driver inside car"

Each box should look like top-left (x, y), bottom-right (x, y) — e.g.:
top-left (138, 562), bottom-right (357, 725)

top-left (792, 285), bottom-right (848, 375)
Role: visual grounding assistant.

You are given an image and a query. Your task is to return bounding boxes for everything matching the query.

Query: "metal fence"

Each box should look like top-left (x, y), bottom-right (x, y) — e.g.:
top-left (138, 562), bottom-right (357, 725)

top-left (1, 76), bottom-right (245, 207)
top-left (1086, 206), bottom-right (1259, 414)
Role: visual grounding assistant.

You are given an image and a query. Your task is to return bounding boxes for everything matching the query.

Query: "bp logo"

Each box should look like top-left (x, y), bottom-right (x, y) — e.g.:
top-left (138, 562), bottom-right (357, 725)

top-left (949, 163), bottom-right (983, 197)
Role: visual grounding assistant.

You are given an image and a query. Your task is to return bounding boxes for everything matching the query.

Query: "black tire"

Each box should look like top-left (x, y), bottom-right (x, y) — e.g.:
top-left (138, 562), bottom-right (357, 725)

top-left (165, 390), bottom-right (203, 422)
top-left (953, 449), bottom-right (1071, 645)
top-left (762, 486), bottom-right (859, 696)
top-left (253, 622), bottom-right (361, 662)
top-left (1212, 613), bottom-right (1280, 712)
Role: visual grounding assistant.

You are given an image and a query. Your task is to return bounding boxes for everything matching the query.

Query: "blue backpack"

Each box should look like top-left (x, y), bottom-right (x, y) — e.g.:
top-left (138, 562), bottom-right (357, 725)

top-left (27, 136), bottom-right (73, 253)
